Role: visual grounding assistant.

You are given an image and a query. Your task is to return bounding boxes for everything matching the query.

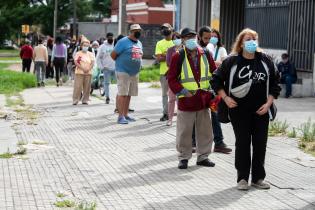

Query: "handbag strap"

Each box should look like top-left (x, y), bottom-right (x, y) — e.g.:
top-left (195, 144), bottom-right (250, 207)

top-left (214, 47), bottom-right (219, 61)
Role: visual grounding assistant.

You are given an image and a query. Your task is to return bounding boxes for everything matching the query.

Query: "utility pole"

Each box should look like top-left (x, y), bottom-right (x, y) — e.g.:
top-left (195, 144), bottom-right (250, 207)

top-left (53, 0), bottom-right (58, 38)
top-left (73, 0), bottom-right (77, 39)
top-left (118, 0), bottom-right (127, 35)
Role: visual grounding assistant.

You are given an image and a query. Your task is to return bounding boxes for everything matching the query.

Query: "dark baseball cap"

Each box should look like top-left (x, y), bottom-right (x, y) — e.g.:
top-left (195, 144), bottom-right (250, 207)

top-left (180, 28), bottom-right (197, 37)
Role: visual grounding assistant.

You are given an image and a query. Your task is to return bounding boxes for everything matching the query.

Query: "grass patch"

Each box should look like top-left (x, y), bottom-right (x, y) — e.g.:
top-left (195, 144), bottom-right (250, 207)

top-left (6, 94), bottom-right (24, 107)
top-left (0, 67), bottom-right (36, 95)
top-left (15, 147), bottom-right (27, 155)
top-left (32, 140), bottom-right (48, 145)
top-left (17, 140), bottom-right (27, 146)
top-left (268, 120), bottom-right (289, 136)
top-left (54, 200), bottom-right (75, 208)
top-left (139, 65), bottom-right (160, 82)
top-left (76, 201), bottom-right (97, 210)
top-left (298, 119), bottom-right (315, 156)
top-left (288, 127), bottom-right (297, 138)
top-left (56, 192), bottom-right (66, 198)
top-left (0, 49), bottom-right (19, 56)
top-left (149, 82), bottom-right (161, 88)
top-left (0, 57), bottom-right (20, 61)
top-left (0, 151), bottom-right (14, 159)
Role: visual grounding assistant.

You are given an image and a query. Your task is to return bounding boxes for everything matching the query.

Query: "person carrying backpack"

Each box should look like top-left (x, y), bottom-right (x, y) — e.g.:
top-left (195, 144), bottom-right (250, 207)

top-left (168, 28), bottom-right (217, 169)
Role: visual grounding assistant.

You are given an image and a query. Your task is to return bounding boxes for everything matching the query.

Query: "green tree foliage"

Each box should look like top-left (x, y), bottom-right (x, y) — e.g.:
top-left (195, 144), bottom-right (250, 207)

top-left (91, 0), bottom-right (112, 19)
top-left (0, 0), bottom-right (93, 44)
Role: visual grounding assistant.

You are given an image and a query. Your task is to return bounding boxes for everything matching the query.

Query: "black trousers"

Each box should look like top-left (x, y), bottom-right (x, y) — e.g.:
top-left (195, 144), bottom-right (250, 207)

top-left (53, 57), bottom-right (65, 83)
top-left (46, 56), bottom-right (54, 78)
top-left (22, 59), bottom-right (32, 73)
top-left (229, 107), bottom-right (269, 183)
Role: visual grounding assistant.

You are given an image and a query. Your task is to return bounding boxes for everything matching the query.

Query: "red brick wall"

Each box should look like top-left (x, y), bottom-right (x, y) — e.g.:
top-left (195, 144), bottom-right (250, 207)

top-left (148, 11), bottom-right (173, 25)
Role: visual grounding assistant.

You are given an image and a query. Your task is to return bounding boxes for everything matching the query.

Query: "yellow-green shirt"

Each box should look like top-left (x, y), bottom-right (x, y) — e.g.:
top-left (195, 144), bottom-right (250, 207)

top-left (155, 39), bottom-right (174, 75)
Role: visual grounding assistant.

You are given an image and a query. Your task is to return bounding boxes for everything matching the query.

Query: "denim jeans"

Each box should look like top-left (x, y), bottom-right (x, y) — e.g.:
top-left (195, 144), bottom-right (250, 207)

top-left (281, 75), bottom-right (294, 97)
top-left (211, 111), bottom-right (224, 146)
top-left (103, 69), bottom-right (116, 97)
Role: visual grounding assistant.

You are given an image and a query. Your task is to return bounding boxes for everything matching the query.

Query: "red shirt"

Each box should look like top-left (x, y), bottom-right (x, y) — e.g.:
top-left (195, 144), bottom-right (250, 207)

top-left (20, 45), bottom-right (33, 59)
top-left (168, 47), bottom-right (217, 111)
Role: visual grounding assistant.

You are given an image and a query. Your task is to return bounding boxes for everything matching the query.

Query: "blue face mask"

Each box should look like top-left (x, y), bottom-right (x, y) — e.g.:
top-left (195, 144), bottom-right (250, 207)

top-left (185, 38), bottom-right (198, 50)
top-left (244, 40), bottom-right (258, 54)
top-left (173, 39), bottom-right (182, 46)
top-left (210, 37), bottom-right (218, 45)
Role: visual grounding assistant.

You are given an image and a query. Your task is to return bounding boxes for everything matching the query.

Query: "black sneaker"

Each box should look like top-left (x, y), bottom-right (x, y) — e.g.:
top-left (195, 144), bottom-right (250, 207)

top-left (41, 82), bottom-right (45, 87)
top-left (160, 114), bottom-right (169, 121)
top-left (178, 159), bottom-right (188, 169)
top-left (105, 97), bottom-right (110, 104)
top-left (128, 108), bottom-right (135, 112)
top-left (197, 159), bottom-right (215, 167)
top-left (37, 83), bottom-right (41, 87)
top-left (214, 143), bottom-right (232, 154)
top-left (114, 108), bottom-right (118, 113)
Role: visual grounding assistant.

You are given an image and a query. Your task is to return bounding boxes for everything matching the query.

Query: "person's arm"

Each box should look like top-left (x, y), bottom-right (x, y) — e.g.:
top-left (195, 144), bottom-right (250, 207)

top-left (155, 42), bottom-right (166, 62)
top-left (51, 45), bottom-right (55, 63)
top-left (210, 57), bottom-right (237, 108)
top-left (166, 47), bottom-right (173, 67)
top-left (205, 50), bottom-right (217, 73)
top-left (64, 44), bottom-right (68, 64)
top-left (167, 53), bottom-right (192, 97)
top-left (32, 47), bottom-right (36, 61)
top-left (20, 46), bottom-right (24, 59)
top-left (45, 47), bottom-right (48, 65)
top-left (111, 40), bottom-right (124, 60)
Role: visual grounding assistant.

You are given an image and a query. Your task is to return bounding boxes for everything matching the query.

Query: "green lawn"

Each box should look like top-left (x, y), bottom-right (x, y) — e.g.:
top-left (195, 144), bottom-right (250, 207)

top-left (0, 49), bottom-right (19, 56)
top-left (0, 63), bottom-right (36, 94)
top-left (139, 65), bottom-right (160, 82)
top-left (0, 57), bottom-right (21, 61)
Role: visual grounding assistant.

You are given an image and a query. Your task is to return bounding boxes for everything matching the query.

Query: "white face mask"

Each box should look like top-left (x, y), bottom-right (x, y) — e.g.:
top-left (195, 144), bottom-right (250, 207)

top-left (82, 46), bottom-right (89, 52)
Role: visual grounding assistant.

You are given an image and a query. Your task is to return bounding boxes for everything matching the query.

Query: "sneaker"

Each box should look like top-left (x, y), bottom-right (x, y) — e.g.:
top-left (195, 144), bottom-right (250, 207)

top-left (41, 82), bottom-right (45, 87)
top-left (192, 147), bottom-right (196, 153)
top-left (105, 97), bottom-right (110, 104)
top-left (214, 143), bottom-right (232, 154)
top-left (251, 180), bottom-right (270, 189)
top-left (128, 108), bottom-right (135, 112)
top-left (125, 116), bottom-right (136, 122)
top-left (117, 116), bottom-right (129, 124)
top-left (166, 120), bottom-right (172, 126)
top-left (178, 159), bottom-right (188, 169)
top-left (37, 83), bottom-right (41, 87)
top-left (160, 114), bottom-right (168, 121)
top-left (237, 179), bottom-right (249, 191)
top-left (82, 102), bottom-right (88, 105)
top-left (196, 159), bottom-right (215, 167)
top-left (114, 108), bottom-right (118, 113)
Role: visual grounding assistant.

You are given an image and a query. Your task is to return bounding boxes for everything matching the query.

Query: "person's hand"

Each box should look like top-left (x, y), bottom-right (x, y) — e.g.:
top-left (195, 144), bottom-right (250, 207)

top-left (214, 60), bottom-right (222, 67)
top-left (185, 92), bottom-right (193, 97)
top-left (256, 103), bottom-right (271, 115)
top-left (224, 96), bottom-right (238, 108)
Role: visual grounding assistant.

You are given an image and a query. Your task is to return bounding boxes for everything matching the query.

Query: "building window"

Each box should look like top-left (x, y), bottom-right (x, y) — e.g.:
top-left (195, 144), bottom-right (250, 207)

top-left (246, 0), bottom-right (289, 7)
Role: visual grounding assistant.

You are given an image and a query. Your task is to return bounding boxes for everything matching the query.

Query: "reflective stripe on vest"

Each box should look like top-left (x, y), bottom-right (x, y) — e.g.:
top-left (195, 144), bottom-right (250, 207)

top-left (179, 49), bottom-right (211, 98)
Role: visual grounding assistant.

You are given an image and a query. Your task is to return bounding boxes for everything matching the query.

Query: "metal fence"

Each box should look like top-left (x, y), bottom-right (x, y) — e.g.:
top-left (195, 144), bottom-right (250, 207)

top-left (288, 0), bottom-right (315, 72)
top-left (245, 0), bottom-right (289, 49)
top-left (196, 0), bottom-right (211, 30)
top-left (220, 0), bottom-right (245, 52)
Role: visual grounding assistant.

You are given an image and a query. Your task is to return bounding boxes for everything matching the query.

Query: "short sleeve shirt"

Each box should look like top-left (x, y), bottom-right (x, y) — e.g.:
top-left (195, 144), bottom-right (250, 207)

top-left (155, 39), bottom-right (174, 75)
top-left (114, 37), bottom-right (143, 76)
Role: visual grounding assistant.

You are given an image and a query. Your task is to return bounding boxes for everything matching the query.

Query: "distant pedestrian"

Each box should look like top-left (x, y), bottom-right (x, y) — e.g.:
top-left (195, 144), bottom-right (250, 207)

top-left (33, 39), bottom-right (48, 87)
top-left (20, 40), bottom-right (33, 73)
top-left (277, 53), bottom-right (297, 98)
top-left (73, 37), bottom-right (95, 105)
top-left (92, 41), bottom-right (99, 57)
top-left (111, 24), bottom-right (143, 124)
top-left (165, 32), bottom-right (182, 126)
top-left (51, 37), bottom-right (67, 87)
top-left (155, 23), bottom-right (175, 122)
top-left (168, 28), bottom-right (217, 169)
top-left (208, 28), bottom-right (228, 67)
top-left (211, 28), bottom-right (281, 190)
top-left (46, 38), bottom-right (54, 78)
top-left (96, 32), bottom-right (116, 104)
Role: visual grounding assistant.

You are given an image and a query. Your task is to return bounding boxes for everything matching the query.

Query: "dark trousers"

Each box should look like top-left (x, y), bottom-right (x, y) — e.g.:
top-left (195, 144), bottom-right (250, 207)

top-left (229, 107), bottom-right (269, 183)
top-left (192, 111), bottom-right (223, 147)
top-left (22, 59), bottom-right (32, 73)
top-left (46, 56), bottom-right (54, 78)
top-left (281, 75), bottom-right (296, 97)
top-left (53, 57), bottom-right (65, 83)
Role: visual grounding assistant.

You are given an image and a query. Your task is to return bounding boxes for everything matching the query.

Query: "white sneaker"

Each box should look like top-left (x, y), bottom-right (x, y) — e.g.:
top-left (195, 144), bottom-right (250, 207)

top-left (237, 179), bottom-right (249, 191)
top-left (251, 179), bottom-right (270, 189)
top-left (166, 120), bottom-right (172, 126)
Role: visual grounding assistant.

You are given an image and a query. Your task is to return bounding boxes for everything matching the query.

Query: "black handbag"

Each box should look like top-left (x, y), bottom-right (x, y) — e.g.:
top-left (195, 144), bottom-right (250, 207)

top-left (217, 99), bottom-right (230, 123)
top-left (268, 103), bottom-right (277, 121)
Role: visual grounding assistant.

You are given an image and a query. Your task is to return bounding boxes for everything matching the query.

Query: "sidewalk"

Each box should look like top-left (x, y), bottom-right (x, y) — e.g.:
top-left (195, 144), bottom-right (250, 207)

top-left (0, 84), bottom-right (315, 210)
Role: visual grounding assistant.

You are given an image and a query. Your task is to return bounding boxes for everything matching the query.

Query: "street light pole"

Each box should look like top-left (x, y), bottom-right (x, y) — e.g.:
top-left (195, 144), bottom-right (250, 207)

top-left (118, 0), bottom-right (127, 35)
top-left (53, 0), bottom-right (58, 38)
top-left (73, 0), bottom-right (77, 39)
